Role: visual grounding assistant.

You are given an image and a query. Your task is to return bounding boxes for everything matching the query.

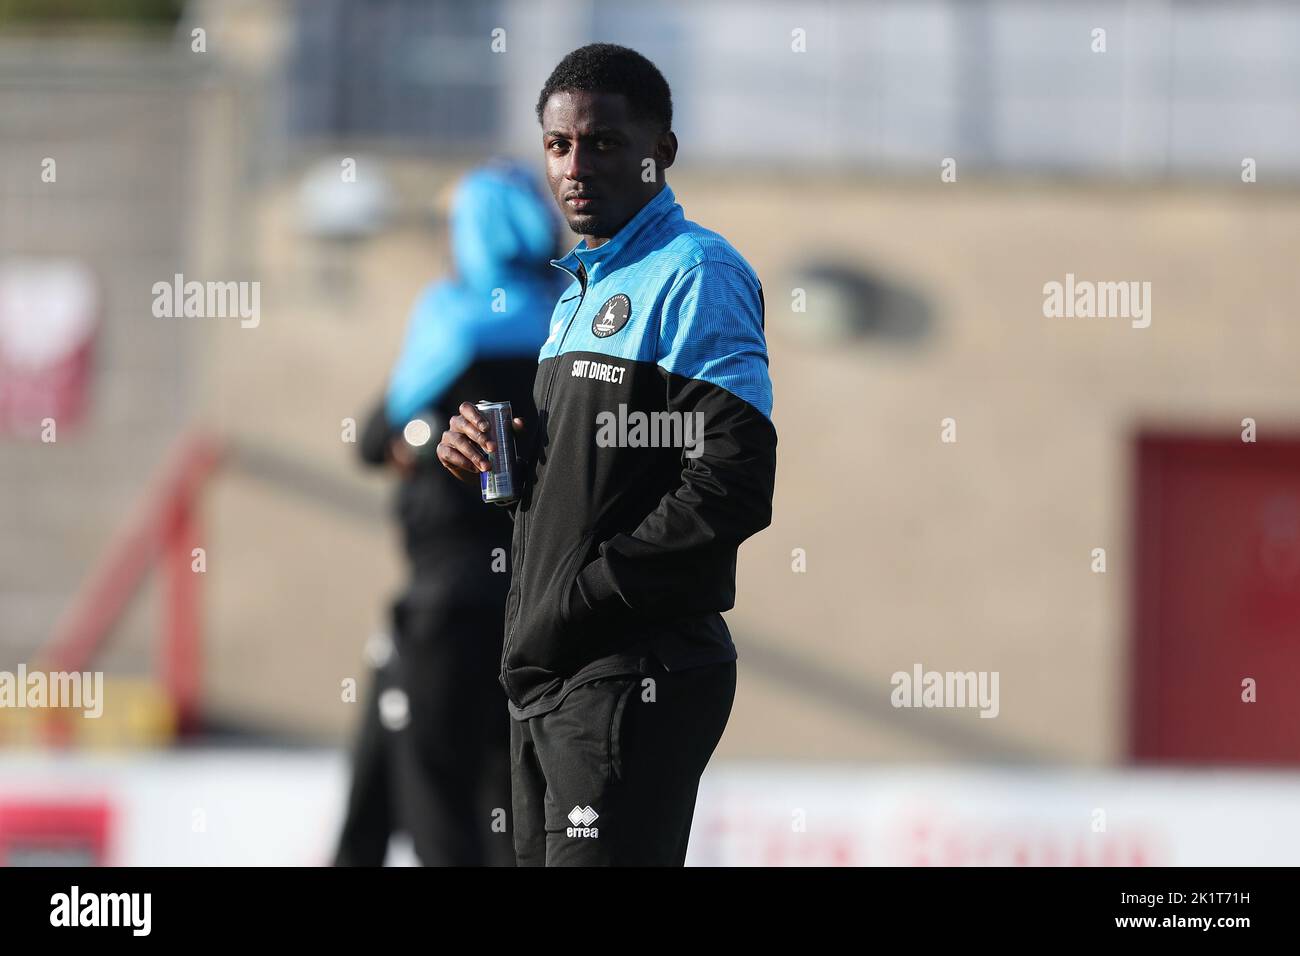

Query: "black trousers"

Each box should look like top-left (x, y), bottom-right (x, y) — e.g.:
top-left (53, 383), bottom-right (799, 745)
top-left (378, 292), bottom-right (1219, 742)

top-left (510, 659), bottom-right (736, 866)
top-left (333, 662), bottom-right (396, 866)
top-left (335, 596), bottom-right (515, 867)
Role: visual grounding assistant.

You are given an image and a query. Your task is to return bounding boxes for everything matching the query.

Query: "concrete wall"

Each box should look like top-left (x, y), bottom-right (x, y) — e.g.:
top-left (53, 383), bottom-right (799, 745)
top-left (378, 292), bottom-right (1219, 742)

top-left (197, 162), bottom-right (1300, 763)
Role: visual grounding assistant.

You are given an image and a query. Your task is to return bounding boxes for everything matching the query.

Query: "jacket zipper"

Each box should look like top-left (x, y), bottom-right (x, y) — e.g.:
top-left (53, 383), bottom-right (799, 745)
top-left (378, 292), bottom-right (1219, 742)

top-left (500, 257), bottom-right (589, 700)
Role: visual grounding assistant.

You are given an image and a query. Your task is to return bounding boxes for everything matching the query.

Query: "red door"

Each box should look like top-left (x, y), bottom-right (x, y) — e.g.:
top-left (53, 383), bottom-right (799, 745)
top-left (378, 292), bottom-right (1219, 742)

top-left (1132, 434), bottom-right (1300, 764)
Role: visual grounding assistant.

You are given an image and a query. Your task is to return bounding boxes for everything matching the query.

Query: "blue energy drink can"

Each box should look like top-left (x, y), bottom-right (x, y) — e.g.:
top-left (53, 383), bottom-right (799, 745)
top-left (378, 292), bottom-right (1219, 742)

top-left (475, 400), bottom-right (518, 506)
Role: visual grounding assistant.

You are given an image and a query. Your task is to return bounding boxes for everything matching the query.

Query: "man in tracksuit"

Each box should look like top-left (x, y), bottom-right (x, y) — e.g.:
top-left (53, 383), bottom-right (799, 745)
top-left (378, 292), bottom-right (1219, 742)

top-left (437, 44), bottom-right (777, 865)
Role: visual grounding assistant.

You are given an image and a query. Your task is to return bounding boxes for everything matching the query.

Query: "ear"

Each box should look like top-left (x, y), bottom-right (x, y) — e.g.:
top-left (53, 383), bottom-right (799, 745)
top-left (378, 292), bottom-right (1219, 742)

top-left (656, 131), bottom-right (678, 171)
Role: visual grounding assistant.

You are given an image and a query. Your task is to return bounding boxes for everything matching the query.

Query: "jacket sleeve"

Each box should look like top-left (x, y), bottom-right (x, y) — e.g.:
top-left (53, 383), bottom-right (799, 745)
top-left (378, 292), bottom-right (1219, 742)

top-left (357, 399), bottom-right (395, 467)
top-left (566, 261), bottom-right (777, 621)
top-left (384, 282), bottom-right (473, 428)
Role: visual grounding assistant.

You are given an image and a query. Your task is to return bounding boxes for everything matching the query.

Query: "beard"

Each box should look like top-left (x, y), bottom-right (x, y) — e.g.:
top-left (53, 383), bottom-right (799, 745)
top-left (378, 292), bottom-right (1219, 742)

top-left (564, 211), bottom-right (606, 235)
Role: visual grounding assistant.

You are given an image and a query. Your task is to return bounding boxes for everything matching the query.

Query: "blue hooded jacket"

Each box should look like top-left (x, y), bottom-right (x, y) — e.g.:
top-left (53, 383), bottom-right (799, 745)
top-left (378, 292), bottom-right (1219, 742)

top-left (384, 161), bottom-right (562, 427)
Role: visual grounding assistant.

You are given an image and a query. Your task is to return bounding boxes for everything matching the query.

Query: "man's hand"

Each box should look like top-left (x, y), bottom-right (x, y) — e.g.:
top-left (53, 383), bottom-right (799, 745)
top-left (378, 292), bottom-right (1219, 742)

top-left (437, 401), bottom-right (525, 487)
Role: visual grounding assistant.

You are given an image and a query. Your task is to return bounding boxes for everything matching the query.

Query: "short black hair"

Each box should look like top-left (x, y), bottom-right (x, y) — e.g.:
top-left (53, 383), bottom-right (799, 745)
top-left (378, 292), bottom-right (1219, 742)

top-left (535, 43), bottom-right (673, 134)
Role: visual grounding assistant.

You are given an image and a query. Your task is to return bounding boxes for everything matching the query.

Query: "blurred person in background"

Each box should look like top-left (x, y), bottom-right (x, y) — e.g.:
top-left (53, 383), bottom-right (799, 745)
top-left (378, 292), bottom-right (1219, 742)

top-left (334, 161), bottom-right (563, 866)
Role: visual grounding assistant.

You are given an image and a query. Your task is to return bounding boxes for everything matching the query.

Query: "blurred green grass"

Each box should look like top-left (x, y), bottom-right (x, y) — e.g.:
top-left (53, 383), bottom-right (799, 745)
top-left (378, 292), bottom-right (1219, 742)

top-left (0, 0), bottom-right (182, 25)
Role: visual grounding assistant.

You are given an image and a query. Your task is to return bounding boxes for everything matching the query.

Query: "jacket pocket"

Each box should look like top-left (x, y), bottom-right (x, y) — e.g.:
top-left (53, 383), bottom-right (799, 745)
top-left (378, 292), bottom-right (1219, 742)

top-left (512, 528), bottom-right (609, 675)
top-left (555, 530), bottom-right (596, 629)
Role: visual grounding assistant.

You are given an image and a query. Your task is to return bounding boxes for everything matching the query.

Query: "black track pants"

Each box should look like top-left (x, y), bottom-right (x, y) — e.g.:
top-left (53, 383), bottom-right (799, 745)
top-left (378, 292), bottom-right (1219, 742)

top-left (510, 659), bottom-right (736, 866)
top-left (335, 597), bottom-right (515, 867)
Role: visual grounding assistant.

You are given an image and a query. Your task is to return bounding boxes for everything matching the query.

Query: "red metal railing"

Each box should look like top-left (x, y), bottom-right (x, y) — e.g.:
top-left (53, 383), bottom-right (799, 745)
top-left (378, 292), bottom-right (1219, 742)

top-left (38, 430), bottom-right (223, 742)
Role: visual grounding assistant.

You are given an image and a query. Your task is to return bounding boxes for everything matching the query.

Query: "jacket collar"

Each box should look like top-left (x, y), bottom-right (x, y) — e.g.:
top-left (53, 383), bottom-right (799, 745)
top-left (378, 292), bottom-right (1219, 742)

top-left (552, 185), bottom-right (678, 284)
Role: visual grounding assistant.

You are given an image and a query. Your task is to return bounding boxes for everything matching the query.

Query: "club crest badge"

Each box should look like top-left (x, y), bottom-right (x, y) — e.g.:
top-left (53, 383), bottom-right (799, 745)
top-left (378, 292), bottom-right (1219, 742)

top-left (592, 294), bottom-right (631, 338)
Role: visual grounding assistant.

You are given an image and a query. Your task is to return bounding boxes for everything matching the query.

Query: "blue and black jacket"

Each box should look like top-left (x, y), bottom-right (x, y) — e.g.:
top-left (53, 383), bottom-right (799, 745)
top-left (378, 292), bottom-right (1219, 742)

top-left (502, 184), bottom-right (777, 717)
top-left (359, 162), bottom-right (563, 606)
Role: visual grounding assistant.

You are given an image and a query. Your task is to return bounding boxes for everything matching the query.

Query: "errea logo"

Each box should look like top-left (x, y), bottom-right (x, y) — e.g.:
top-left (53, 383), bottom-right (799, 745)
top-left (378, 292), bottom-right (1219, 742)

top-left (567, 805), bottom-right (599, 838)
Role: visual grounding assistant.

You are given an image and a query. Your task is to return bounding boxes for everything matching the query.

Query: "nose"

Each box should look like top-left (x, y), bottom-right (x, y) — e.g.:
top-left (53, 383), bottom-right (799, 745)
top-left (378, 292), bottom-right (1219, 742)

top-left (562, 140), bottom-right (595, 183)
